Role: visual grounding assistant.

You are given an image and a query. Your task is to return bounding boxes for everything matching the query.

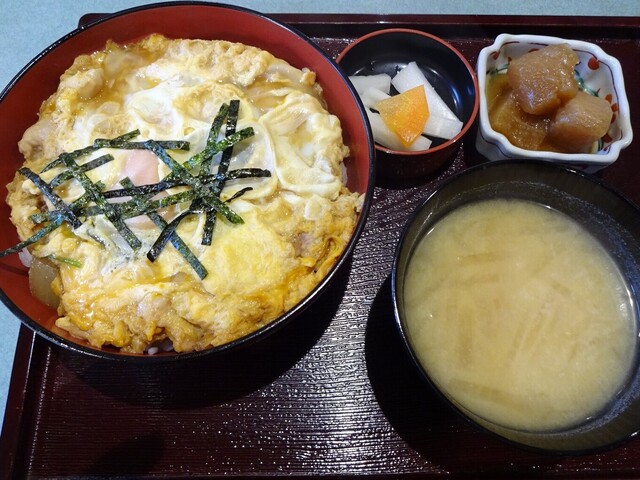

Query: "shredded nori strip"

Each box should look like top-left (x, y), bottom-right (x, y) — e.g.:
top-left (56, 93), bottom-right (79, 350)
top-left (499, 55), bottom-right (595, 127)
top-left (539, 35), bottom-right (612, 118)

top-left (49, 154), bottom-right (114, 188)
top-left (59, 154), bottom-right (142, 251)
top-left (183, 128), bottom-right (254, 172)
top-left (99, 168), bottom-right (271, 200)
top-left (145, 102), bottom-right (245, 258)
top-left (147, 210), bottom-right (194, 263)
top-left (183, 102), bottom-right (230, 172)
top-left (222, 168), bottom-right (271, 181)
top-left (142, 139), bottom-right (245, 225)
top-left (41, 131), bottom-right (140, 172)
top-left (101, 178), bottom-right (182, 199)
top-left (0, 184), bottom-right (100, 258)
top-left (29, 183), bottom-right (103, 225)
top-left (120, 178), bottom-right (207, 279)
top-left (78, 189), bottom-right (196, 220)
top-left (202, 99), bottom-right (240, 245)
top-left (93, 139), bottom-right (191, 152)
top-left (1, 101), bottom-right (268, 278)
top-left (0, 220), bottom-right (61, 258)
top-left (225, 187), bottom-right (254, 203)
top-left (145, 187), bottom-right (246, 262)
top-left (18, 167), bottom-right (82, 229)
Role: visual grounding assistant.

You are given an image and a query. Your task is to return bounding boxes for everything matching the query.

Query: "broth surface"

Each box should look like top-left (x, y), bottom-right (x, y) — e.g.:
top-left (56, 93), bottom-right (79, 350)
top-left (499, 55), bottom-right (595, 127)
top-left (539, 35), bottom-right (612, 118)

top-left (404, 198), bottom-right (636, 431)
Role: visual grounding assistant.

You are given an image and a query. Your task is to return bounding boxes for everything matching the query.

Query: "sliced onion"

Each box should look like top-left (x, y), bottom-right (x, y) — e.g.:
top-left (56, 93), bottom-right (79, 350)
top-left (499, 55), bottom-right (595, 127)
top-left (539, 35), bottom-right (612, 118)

top-left (18, 248), bottom-right (33, 268)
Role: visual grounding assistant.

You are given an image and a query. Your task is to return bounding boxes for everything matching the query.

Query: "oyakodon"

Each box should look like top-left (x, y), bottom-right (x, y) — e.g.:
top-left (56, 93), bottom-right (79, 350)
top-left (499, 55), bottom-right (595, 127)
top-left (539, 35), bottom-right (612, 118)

top-left (3, 34), bottom-right (362, 353)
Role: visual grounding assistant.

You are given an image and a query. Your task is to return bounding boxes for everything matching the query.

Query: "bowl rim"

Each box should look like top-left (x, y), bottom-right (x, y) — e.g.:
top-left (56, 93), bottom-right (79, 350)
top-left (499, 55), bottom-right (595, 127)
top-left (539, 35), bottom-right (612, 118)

top-left (391, 158), bottom-right (640, 454)
top-left (476, 33), bottom-right (633, 165)
top-left (0, 1), bottom-right (376, 362)
top-left (336, 27), bottom-right (480, 157)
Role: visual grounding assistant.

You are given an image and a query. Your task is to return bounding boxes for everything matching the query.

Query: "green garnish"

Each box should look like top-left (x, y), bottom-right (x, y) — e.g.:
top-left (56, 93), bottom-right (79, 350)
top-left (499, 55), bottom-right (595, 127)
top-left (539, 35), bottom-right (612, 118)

top-left (0, 102), bottom-right (271, 279)
top-left (47, 255), bottom-right (83, 268)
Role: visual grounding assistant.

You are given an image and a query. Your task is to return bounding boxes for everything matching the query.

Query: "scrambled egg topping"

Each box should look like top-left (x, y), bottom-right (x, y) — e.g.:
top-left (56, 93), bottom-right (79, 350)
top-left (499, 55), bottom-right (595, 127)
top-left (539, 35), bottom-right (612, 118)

top-left (6, 34), bottom-right (362, 353)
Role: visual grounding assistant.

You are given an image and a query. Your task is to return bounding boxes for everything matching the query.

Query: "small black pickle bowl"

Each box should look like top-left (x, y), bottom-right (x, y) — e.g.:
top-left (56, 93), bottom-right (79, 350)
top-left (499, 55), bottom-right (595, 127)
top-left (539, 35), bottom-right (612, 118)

top-left (392, 159), bottom-right (640, 454)
top-left (337, 28), bottom-right (479, 183)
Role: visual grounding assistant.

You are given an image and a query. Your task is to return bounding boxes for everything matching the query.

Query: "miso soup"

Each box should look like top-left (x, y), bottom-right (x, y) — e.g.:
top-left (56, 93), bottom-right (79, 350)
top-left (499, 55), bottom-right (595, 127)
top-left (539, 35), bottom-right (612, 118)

top-left (404, 198), bottom-right (636, 431)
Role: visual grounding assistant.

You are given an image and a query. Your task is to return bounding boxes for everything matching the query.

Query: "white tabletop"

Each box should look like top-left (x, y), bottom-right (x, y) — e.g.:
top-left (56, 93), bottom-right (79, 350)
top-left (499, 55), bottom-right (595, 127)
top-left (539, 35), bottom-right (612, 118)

top-left (0, 0), bottom-right (638, 434)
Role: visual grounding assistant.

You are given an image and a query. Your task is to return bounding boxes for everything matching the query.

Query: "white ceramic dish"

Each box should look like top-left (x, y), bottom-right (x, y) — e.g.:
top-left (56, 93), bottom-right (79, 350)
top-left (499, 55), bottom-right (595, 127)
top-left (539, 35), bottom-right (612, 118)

top-left (475, 33), bottom-right (632, 172)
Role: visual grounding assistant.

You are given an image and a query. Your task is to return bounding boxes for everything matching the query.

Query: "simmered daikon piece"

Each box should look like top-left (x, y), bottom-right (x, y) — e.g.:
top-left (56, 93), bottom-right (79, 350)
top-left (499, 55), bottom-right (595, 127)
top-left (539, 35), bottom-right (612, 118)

top-left (548, 91), bottom-right (613, 153)
top-left (507, 43), bottom-right (579, 115)
top-left (488, 91), bottom-right (549, 150)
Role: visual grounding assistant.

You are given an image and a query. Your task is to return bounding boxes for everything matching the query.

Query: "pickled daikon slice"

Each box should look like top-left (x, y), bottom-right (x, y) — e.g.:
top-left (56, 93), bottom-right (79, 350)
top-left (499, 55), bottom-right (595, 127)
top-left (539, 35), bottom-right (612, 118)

top-left (392, 61), bottom-right (460, 122)
top-left (365, 109), bottom-right (432, 151)
top-left (348, 73), bottom-right (392, 96)
top-left (363, 86), bottom-right (462, 140)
